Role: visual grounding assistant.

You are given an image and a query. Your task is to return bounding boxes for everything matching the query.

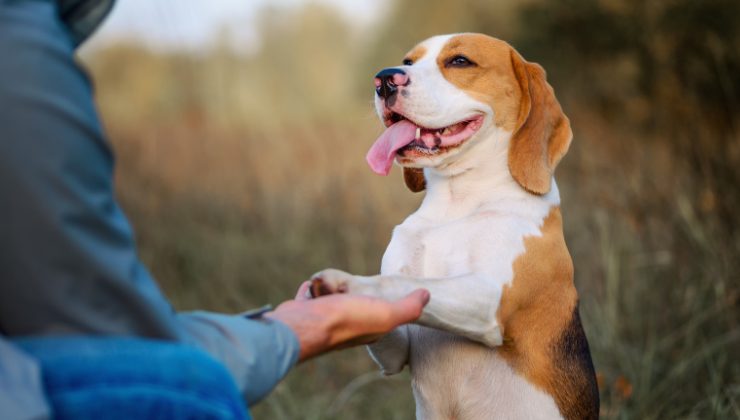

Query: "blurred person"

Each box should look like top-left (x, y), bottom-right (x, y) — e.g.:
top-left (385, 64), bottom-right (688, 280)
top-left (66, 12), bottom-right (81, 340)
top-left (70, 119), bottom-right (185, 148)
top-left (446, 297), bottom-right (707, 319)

top-left (0, 0), bottom-right (430, 419)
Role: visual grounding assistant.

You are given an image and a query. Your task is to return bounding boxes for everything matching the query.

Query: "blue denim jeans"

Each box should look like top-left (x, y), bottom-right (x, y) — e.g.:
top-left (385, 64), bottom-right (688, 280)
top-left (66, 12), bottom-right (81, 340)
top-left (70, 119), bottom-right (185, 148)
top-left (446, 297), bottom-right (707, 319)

top-left (14, 337), bottom-right (250, 419)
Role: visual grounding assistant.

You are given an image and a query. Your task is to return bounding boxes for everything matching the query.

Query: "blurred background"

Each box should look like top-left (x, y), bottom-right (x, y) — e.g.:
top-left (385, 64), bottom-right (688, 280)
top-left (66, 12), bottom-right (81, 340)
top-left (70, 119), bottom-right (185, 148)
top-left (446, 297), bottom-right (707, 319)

top-left (79, 0), bottom-right (739, 418)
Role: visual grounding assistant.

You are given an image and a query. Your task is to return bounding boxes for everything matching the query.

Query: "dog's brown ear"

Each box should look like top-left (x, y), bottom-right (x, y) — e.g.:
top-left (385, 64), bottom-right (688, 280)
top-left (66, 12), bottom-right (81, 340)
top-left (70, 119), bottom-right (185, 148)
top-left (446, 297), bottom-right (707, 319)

top-left (508, 50), bottom-right (572, 195)
top-left (403, 167), bottom-right (426, 192)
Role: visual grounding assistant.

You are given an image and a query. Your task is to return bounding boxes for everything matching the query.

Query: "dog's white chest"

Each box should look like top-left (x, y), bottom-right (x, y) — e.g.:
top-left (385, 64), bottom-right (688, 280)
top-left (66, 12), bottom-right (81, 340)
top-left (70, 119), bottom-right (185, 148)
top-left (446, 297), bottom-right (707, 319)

top-left (378, 205), bottom-right (564, 419)
top-left (382, 215), bottom-right (483, 278)
top-left (381, 205), bottom-right (549, 281)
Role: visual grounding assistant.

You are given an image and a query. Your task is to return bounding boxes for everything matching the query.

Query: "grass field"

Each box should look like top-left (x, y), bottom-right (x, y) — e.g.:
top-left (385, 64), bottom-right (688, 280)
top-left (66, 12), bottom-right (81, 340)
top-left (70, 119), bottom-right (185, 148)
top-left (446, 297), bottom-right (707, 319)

top-left (106, 115), bottom-right (739, 419)
top-left (83, 1), bottom-right (739, 417)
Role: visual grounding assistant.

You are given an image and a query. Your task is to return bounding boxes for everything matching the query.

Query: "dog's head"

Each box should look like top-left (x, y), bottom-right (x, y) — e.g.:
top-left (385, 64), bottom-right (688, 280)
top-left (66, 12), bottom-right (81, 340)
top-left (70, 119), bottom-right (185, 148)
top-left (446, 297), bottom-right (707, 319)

top-left (366, 33), bottom-right (571, 195)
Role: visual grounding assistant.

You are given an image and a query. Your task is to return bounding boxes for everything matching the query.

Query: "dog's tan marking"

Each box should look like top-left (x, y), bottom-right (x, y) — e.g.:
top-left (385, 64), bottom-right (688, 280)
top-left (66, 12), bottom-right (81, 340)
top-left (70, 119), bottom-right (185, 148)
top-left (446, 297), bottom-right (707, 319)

top-left (508, 52), bottom-right (572, 195)
top-left (436, 34), bottom-right (523, 131)
top-left (403, 167), bottom-right (426, 192)
top-left (433, 34), bottom-right (572, 195)
top-left (496, 206), bottom-right (598, 419)
top-left (404, 45), bottom-right (428, 65)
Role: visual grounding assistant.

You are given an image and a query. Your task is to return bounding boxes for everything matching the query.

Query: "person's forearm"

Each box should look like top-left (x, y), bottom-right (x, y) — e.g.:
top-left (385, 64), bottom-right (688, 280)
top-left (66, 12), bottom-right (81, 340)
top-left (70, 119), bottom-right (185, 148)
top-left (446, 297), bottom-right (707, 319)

top-left (265, 281), bottom-right (429, 362)
top-left (177, 312), bottom-right (300, 405)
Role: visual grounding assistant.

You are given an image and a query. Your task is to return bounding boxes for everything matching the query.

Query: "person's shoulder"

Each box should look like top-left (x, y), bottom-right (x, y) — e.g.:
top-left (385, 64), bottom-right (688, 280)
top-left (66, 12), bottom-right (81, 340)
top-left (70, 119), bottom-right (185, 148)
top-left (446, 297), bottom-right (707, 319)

top-left (58, 0), bottom-right (116, 47)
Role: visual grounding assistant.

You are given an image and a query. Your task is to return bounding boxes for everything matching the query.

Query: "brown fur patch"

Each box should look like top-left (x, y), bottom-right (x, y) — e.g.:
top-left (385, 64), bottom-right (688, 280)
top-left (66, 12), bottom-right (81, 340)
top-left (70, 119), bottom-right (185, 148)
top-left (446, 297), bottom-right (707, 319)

top-left (496, 207), bottom-right (599, 419)
top-left (404, 45), bottom-right (428, 65)
top-left (436, 34), bottom-right (523, 132)
top-left (403, 167), bottom-right (426, 192)
top-left (508, 52), bottom-right (572, 195)
top-left (433, 34), bottom-right (572, 195)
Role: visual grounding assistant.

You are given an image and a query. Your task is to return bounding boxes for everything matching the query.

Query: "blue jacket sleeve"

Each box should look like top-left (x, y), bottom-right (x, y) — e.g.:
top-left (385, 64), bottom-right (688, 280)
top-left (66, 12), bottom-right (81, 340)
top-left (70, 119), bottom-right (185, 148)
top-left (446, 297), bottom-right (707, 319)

top-left (179, 313), bottom-right (300, 405)
top-left (0, 0), bottom-right (299, 407)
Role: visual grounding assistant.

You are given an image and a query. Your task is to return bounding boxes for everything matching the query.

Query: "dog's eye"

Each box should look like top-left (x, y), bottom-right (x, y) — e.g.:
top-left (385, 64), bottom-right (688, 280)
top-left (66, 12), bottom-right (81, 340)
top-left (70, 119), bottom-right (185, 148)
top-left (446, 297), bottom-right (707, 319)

top-left (402, 58), bottom-right (414, 66)
top-left (446, 55), bottom-right (475, 68)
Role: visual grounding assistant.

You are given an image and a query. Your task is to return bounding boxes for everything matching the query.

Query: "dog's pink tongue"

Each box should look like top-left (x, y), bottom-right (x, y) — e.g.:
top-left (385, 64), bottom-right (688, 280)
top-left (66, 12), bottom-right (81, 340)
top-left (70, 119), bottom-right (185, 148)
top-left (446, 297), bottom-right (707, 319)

top-left (366, 119), bottom-right (417, 175)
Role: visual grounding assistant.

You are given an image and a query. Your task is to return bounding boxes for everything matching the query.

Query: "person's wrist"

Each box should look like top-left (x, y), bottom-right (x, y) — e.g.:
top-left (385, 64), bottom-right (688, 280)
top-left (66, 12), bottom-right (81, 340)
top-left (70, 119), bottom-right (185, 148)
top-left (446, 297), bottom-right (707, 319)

top-left (264, 300), bottom-right (337, 361)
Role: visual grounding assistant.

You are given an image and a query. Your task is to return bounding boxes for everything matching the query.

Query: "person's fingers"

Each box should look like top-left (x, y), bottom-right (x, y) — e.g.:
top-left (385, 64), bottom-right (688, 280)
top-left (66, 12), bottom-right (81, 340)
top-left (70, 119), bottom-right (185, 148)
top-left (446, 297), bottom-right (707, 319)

top-left (385, 288), bottom-right (430, 326)
top-left (295, 281), bottom-right (311, 301)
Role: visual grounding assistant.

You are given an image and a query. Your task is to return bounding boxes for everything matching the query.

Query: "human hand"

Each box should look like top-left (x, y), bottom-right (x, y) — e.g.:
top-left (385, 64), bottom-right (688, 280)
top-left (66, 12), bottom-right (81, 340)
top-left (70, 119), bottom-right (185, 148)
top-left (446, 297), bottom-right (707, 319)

top-left (265, 281), bottom-right (429, 362)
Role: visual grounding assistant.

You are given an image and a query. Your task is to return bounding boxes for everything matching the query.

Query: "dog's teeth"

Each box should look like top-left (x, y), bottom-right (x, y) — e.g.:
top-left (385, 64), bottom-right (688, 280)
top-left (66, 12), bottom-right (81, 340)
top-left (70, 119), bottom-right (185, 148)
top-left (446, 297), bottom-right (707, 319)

top-left (415, 127), bottom-right (421, 140)
top-left (441, 127), bottom-right (451, 136)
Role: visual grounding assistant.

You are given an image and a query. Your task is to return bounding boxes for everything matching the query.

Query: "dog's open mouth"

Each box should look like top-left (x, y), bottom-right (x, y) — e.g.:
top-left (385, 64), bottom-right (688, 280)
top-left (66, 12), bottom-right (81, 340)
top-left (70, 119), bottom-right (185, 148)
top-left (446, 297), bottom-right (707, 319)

top-left (366, 113), bottom-right (484, 175)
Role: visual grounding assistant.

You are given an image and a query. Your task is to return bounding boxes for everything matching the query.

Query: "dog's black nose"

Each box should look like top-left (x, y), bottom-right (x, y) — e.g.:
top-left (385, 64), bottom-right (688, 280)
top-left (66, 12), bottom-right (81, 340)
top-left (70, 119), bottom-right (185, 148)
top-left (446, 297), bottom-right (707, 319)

top-left (374, 68), bottom-right (409, 99)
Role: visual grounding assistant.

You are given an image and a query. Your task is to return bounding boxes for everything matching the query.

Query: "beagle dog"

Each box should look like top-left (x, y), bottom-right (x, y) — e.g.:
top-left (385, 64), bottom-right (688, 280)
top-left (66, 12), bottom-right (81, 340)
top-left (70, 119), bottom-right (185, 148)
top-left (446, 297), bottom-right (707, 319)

top-left (310, 33), bottom-right (599, 420)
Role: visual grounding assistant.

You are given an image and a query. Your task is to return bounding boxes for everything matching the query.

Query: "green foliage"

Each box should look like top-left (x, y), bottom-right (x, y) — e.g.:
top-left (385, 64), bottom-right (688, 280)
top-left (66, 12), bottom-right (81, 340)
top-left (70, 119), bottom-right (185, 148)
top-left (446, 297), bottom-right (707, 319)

top-left (519, 0), bottom-right (740, 234)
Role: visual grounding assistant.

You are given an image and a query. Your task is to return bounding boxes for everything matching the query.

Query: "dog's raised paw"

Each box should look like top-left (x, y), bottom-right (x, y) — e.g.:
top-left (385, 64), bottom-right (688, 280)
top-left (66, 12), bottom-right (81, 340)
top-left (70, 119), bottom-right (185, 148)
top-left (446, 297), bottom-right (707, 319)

top-left (309, 277), bottom-right (333, 298)
top-left (309, 269), bottom-right (352, 298)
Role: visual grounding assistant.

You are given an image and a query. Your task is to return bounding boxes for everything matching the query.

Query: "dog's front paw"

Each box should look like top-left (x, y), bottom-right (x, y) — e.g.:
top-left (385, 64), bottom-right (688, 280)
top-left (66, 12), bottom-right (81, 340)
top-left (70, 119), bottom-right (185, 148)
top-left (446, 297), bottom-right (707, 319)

top-left (309, 268), bottom-right (355, 298)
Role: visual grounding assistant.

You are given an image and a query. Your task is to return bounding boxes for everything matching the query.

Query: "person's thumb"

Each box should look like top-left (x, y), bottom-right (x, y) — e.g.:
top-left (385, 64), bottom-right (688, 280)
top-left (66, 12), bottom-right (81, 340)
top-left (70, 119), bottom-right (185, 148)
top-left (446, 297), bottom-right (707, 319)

top-left (389, 288), bottom-right (430, 325)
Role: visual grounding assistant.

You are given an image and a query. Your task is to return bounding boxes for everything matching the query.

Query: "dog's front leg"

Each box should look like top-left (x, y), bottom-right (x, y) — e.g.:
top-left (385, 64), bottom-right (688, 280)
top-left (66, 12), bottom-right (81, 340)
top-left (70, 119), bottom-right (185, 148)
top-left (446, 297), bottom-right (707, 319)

top-left (366, 326), bottom-right (410, 375)
top-left (311, 269), bottom-right (503, 347)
